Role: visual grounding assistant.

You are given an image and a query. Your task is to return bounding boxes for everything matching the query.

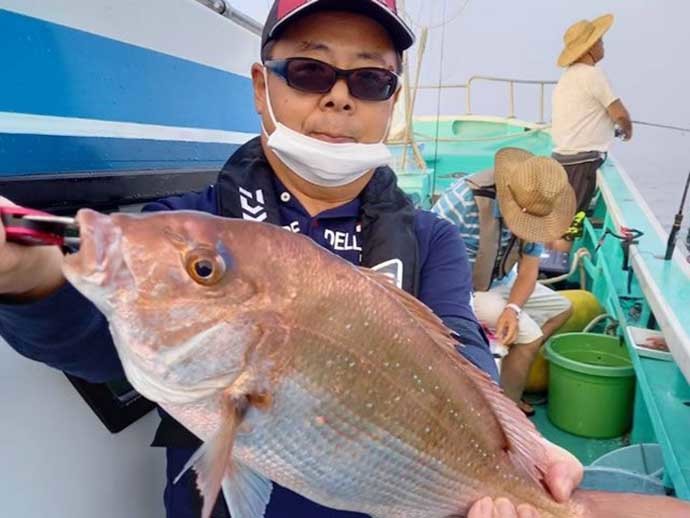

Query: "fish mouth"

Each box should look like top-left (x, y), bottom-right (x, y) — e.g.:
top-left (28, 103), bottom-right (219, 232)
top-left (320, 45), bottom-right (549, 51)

top-left (62, 208), bottom-right (124, 287)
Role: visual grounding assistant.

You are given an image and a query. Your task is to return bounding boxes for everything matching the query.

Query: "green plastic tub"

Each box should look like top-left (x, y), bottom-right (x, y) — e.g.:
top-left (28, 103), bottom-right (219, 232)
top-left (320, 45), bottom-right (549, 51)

top-left (545, 333), bottom-right (635, 438)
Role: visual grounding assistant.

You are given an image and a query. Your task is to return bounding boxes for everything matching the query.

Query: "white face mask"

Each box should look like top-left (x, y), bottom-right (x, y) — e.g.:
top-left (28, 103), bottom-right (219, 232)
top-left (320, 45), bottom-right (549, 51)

top-left (261, 68), bottom-right (393, 188)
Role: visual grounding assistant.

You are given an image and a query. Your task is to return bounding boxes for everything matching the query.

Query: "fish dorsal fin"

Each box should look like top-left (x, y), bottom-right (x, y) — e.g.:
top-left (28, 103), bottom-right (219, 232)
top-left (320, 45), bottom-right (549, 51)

top-left (359, 266), bottom-right (548, 484)
top-left (455, 353), bottom-right (549, 483)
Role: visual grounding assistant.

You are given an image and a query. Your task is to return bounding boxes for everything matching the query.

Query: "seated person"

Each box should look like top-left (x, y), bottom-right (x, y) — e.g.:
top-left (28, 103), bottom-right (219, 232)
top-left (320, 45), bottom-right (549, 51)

top-left (433, 148), bottom-right (575, 415)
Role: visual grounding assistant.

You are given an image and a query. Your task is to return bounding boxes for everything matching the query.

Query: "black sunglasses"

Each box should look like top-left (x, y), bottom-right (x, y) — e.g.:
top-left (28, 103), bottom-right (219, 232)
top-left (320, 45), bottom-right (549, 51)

top-left (264, 57), bottom-right (400, 102)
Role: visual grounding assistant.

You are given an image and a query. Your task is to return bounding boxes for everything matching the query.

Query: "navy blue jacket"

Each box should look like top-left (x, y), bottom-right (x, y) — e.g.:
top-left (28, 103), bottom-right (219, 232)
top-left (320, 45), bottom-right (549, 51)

top-left (0, 171), bottom-right (497, 517)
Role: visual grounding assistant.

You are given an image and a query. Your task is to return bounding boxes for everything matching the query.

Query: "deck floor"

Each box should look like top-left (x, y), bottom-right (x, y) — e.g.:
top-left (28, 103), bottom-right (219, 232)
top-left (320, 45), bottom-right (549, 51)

top-left (526, 395), bottom-right (629, 466)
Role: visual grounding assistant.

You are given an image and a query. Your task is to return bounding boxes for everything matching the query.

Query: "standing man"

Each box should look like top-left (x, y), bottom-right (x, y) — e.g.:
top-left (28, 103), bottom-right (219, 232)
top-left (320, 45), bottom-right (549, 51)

top-left (552, 13), bottom-right (633, 213)
top-left (433, 148), bottom-right (575, 416)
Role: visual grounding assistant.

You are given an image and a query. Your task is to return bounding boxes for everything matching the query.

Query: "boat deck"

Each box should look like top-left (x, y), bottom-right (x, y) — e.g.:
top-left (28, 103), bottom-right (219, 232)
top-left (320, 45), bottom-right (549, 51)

top-left (527, 398), bottom-right (628, 465)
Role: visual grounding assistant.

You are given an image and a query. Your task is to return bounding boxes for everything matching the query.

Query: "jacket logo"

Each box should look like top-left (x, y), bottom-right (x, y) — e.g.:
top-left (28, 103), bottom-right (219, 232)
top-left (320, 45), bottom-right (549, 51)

top-left (239, 187), bottom-right (267, 222)
top-left (371, 259), bottom-right (403, 289)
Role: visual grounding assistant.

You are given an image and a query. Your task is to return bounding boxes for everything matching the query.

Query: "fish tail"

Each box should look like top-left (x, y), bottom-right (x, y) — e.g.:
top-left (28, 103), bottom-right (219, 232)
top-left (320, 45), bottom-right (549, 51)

top-left (573, 490), bottom-right (690, 518)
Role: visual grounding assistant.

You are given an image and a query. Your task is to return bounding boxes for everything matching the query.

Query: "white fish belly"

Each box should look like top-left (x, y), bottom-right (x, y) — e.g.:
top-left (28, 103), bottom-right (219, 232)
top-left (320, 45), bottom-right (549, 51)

top-left (234, 375), bottom-right (485, 518)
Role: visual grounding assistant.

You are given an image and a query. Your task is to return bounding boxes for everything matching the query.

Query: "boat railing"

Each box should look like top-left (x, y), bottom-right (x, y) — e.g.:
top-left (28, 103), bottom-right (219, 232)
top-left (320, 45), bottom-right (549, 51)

top-left (413, 75), bottom-right (557, 124)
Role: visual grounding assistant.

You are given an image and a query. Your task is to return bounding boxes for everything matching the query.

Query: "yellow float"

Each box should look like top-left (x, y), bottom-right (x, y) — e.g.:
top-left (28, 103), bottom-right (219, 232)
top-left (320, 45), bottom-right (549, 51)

top-left (524, 290), bottom-right (605, 393)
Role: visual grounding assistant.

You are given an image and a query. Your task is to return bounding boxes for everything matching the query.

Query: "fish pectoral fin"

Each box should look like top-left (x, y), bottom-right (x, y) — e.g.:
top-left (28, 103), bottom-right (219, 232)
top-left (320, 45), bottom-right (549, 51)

top-left (174, 393), bottom-right (251, 518)
top-left (221, 460), bottom-right (273, 518)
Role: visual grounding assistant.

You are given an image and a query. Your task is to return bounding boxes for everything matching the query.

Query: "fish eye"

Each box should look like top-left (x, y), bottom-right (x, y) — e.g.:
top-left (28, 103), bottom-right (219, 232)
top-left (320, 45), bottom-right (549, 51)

top-left (194, 259), bottom-right (214, 278)
top-left (185, 249), bottom-right (225, 286)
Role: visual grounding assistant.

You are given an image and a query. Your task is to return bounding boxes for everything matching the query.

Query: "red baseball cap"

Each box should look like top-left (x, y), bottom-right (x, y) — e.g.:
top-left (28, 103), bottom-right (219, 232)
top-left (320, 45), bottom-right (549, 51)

top-left (261, 0), bottom-right (415, 53)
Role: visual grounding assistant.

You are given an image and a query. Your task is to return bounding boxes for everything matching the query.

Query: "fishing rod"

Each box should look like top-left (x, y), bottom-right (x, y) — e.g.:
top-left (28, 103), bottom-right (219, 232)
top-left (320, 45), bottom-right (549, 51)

top-left (664, 171), bottom-right (690, 260)
top-left (632, 120), bottom-right (690, 133)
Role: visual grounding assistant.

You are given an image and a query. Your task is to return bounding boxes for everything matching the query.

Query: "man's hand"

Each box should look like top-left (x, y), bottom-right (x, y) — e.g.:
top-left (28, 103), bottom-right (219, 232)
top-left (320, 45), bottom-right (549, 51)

top-left (468, 497), bottom-right (539, 518)
top-left (496, 307), bottom-right (519, 346)
top-left (0, 196), bottom-right (66, 300)
top-left (467, 438), bottom-right (584, 517)
top-left (607, 99), bottom-right (633, 141)
top-left (498, 254), bottom-right (539, 346)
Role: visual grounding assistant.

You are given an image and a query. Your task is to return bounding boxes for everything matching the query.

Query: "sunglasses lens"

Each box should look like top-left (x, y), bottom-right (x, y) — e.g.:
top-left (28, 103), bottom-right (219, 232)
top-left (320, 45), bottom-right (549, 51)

top-left (349, 69), bottom-right (398, 101)
top-left (285, 59), bottom-right (335, 93)
top-left (278, 59), bottom-right (397, 101)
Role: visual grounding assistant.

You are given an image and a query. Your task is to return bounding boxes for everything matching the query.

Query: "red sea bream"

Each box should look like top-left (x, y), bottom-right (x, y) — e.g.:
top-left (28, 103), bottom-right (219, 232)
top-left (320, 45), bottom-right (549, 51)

top-left (62, 209), bottom-right (690, 518)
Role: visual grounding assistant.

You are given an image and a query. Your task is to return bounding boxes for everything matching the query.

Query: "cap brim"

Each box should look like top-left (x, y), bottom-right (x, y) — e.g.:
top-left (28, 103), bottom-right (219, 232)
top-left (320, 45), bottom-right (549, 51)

top-left (266, 0), bottom-right (415, 52)
top-left (557, 13), bottom-right (614, 67)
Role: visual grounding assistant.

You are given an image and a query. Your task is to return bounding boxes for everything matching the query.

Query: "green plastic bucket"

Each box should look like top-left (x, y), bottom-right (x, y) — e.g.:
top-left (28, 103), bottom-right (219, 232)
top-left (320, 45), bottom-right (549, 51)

top-left (545, 333), bottom-right (635, 438)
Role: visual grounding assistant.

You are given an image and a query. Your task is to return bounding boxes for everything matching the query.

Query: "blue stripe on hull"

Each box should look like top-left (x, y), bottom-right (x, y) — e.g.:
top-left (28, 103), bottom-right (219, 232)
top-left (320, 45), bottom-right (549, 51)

top-left (0, 9), bottom-right (260, 133)
top-left (0, 134), bottom-right (240, 175)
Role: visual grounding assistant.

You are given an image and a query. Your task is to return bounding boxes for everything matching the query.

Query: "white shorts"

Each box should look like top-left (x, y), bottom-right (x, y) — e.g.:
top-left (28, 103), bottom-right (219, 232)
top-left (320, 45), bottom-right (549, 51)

top-left (473, 281), bottom-right (572, 347)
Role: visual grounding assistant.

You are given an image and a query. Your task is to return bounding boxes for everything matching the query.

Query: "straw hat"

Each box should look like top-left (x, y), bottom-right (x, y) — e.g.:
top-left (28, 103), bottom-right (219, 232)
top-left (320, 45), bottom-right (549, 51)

top-left (495, 148), bottom-right (576, 243)
top-left (557, 14), bottom-right (614, 67)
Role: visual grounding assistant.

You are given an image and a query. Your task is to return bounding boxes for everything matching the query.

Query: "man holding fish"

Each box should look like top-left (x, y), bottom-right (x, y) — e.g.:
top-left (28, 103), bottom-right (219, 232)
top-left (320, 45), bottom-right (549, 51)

top-left (0, 1), bottom-right (592, 517)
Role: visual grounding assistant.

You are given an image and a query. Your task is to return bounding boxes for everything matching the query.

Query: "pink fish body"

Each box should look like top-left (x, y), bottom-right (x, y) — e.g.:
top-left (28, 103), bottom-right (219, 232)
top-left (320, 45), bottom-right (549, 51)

top-left (63, 209), bottom-right (690, 518)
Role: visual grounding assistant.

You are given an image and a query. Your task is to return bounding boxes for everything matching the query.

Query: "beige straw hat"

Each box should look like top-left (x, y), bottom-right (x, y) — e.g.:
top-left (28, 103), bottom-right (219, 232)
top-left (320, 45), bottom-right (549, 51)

top-left (495, 148), bottom-right (576, 243)
top-left (557, 14), bottom-right (614, 67)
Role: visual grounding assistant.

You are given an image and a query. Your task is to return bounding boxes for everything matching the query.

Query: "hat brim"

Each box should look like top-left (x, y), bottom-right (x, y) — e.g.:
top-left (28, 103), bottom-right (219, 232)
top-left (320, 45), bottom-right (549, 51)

top-left (495, 148), bottom-right (577, 243)
top-left (499, 196), bottom-right (576, 243)
top-left (264, 0), bottom-right (415, 52)
top-left (557, 14), bottom-right (614, 67)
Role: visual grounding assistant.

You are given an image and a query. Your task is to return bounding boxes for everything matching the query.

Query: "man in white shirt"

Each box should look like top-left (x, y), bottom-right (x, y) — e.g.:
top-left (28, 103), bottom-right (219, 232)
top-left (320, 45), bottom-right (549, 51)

top-left (551, 14), bottom-right (633, 213)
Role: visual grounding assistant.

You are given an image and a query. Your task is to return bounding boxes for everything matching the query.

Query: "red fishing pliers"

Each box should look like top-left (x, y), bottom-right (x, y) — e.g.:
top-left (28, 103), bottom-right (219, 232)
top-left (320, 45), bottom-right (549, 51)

top-left (0, 206), bottom-right (79, 247)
